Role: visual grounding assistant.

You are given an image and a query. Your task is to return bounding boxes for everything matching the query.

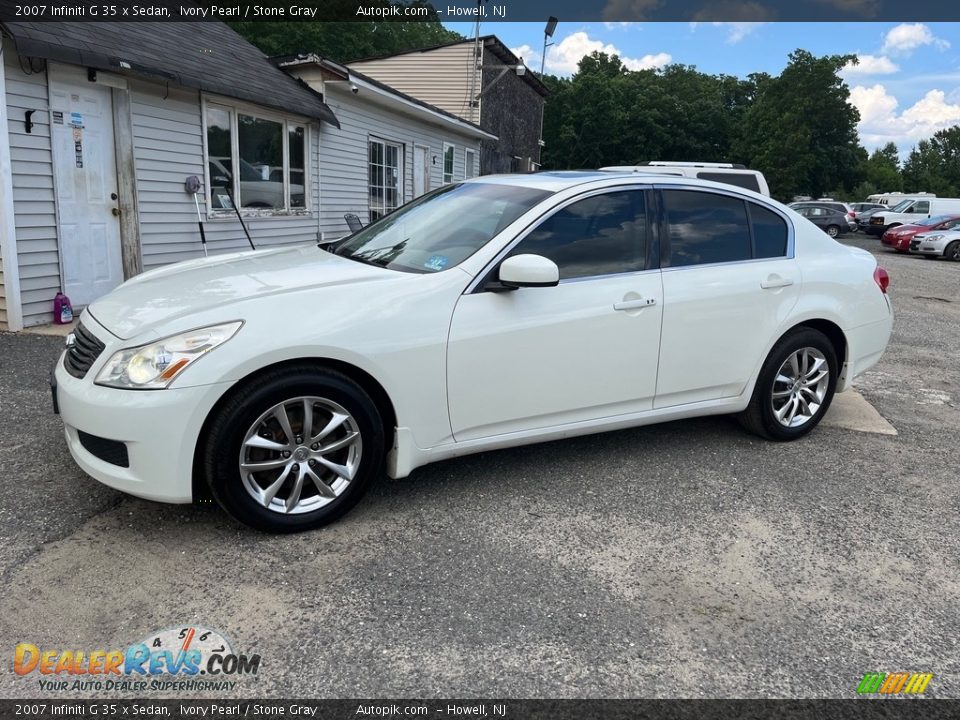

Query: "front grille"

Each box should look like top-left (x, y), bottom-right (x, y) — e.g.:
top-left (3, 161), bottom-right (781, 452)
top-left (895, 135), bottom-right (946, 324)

top-left (77, 431), bottom-right (129, 468)
top-left (63, 322), bottom-right (106, 379)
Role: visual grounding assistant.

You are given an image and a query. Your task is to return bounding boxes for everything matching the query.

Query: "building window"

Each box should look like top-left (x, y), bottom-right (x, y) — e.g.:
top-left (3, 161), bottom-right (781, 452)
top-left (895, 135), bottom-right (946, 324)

top-left (465, 148), bottom-right (477, 179)
top-left (369, 138), bottom-right (403, 222)
top-left (443, 143), bottom-right (455, 184)
top-left (204, 101), bottom-right (308, 213)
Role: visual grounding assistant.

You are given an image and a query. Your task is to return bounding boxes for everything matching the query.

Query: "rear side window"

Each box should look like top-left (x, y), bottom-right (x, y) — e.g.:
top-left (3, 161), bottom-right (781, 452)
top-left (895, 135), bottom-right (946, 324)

top-left (663, 190), bottom-right (790, 266)
top-left (696, 171), bottom-right (761, 193)
top-left (663, 190), bottom-right (751, 267)
top-left (510, 190), bottom-right (647, 279)
top-left (751, 204), bottom-right (788, 258)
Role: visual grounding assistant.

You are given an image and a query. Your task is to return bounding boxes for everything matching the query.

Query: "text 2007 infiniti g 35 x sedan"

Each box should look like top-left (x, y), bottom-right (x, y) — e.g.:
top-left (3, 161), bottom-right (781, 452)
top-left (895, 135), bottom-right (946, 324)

top-left (53, 172), bottom-right (893, 532)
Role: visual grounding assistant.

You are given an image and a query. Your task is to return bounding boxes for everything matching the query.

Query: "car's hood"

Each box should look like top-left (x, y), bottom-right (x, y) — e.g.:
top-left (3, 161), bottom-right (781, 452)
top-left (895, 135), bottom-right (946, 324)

top-left (915, 230), bottom-right (960, 240)
top-left (88, 244), bottom-right (393, 339)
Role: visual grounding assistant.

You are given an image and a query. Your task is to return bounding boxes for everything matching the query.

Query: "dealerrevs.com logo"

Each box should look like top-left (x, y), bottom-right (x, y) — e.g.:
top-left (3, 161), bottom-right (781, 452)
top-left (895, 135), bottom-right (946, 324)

top-left (14, 626), bottom-right (261, 692)
top-left (857, 672), bottom-right (934, 696)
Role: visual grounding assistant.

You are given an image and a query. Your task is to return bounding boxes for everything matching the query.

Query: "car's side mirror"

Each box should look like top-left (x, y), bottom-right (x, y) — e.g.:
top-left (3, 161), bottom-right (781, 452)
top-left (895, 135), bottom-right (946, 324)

top-left (497, 254), bottom-right (560, 289)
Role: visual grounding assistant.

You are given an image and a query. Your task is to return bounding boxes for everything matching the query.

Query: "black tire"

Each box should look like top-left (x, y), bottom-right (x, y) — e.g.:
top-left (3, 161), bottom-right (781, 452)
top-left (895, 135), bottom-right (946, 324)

top-left (945, 240), bottom-right (960, 261)
top-left (826, 225), bottom-right (840, 238)
top-left (204, 365), bottom-right (384, 533)
top-left (738, 328), bottom-right (838, 441)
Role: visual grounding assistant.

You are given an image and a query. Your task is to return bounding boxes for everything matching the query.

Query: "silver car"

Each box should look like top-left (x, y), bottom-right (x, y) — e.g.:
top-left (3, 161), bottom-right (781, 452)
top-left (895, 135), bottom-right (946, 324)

top-left (910, 230), bottom-right (960, 261)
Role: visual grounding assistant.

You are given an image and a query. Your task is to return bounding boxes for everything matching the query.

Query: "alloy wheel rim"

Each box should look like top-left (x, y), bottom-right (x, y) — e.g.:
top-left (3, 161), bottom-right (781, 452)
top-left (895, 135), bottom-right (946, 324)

top-left (770, 348), bottom-right (829, 428)
top-left (239, 396), bottom-right (362, 515)
top-left (951, 244), bottom-right (960, 261)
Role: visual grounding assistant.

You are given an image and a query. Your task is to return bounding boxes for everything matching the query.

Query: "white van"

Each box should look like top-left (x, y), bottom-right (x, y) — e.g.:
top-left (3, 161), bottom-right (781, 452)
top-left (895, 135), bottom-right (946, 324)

top-left (600, 162), bottom-right (770, 197)
top-left (866, 192), bottom-right (936, 207)
top-left (865, 196), bottom-right (960, 235)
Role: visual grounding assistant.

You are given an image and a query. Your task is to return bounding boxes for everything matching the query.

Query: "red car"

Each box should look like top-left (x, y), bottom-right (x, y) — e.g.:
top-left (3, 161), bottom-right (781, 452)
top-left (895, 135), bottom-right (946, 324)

top-left (881, 214), bottom-right (960, 251)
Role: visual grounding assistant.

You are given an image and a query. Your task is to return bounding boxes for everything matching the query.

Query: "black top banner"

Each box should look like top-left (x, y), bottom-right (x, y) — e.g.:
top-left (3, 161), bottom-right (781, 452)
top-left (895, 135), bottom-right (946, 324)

top-left (1, 0), bottom-right (959, 23)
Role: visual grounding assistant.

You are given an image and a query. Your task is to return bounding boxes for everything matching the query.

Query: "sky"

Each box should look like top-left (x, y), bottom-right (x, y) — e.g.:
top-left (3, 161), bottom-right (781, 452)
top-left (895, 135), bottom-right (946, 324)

top-left (444, 21), bottom-right (960, 156)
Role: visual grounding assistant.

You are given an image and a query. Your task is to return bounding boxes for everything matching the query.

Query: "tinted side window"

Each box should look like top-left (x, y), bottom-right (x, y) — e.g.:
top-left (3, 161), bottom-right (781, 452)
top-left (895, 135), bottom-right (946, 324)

top-left (510, 191), bottom-right (647, 279)
top-left (751, 203), bottom-right (788, 258)
top-left (663, 190), bottom-right (751, 267)
top-left (696, 171), bottom-right (761, 193)
top-left (913, 201), bottom-right (930, 213)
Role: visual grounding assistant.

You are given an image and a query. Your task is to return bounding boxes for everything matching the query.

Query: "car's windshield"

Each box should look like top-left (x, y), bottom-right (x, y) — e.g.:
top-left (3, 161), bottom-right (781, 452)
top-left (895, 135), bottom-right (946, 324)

top-left (333, 183), bottom-right (551, 274)
top-left (889, 199), bottom-right (914, 212)
top-left (917, 214), bottom-right (951, 226)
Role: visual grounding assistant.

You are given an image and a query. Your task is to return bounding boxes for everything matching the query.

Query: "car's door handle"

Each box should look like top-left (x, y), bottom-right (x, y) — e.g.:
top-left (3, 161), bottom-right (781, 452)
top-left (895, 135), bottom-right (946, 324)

top-left (613, 297), bottom-right (657, 311)
top-left (761, 274), bottom-right (794, 289)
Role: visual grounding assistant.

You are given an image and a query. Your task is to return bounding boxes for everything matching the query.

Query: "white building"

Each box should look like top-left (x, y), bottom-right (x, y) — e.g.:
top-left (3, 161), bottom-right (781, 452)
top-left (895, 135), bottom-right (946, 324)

top-left (0, 22), bottom-right (496, 330)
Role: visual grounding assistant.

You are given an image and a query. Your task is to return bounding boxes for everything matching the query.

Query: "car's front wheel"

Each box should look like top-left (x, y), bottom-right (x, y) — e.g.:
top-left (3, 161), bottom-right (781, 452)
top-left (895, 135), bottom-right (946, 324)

top-left (738, 328), bottom-right (838, 441)
top-left (945, 240), bottom-right (960, 261)
top-left (204, 366), bottom-right (384, 533)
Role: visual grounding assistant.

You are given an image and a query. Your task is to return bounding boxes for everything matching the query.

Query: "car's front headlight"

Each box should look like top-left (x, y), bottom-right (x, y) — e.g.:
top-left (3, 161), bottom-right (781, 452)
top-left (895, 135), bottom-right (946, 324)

top-left (95, 321), bottom-right (243, 390)
top-left (921, 234), bottom-right (941, 242)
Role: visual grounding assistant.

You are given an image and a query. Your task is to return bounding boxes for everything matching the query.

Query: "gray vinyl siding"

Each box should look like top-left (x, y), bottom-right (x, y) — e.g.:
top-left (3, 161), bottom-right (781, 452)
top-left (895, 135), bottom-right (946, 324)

top-left (129, 79), bottom-right (321, 270)
top-left (349, 44), bottom-right (481, 123)
top-left (318, 85), bottom-right (481, 239)
top-left (4, 51), bottom-right (60, 327)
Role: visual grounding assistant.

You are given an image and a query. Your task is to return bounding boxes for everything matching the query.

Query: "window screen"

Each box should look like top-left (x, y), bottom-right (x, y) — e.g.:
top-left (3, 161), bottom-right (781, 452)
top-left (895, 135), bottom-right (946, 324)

top-left (509, 191), bottom-right (647, 280)
top-left (663, 190), bottom-right (751, 267)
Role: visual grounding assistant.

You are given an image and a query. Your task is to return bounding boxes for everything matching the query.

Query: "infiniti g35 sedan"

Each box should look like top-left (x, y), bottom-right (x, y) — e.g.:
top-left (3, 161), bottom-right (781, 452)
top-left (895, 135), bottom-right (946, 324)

top-left (53, 172), bottom-right (893, 532)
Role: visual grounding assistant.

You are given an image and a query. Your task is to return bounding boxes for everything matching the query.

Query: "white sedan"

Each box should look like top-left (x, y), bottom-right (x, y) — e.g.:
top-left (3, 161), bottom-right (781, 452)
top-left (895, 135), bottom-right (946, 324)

top-left (910, 230), bottom-right (960, 261)
top-left (53, 173), bottom-right (893, 532)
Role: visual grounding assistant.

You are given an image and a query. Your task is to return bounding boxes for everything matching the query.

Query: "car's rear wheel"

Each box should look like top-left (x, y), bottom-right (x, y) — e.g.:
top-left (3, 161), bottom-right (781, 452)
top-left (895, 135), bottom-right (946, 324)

top-left (738, 328), bottom-right (838, 441)
top-left (204, 366), bottom-right (384, 533)
top-left (945, 240), bottom-right (960, 261)
top-left (826, 225), bottom-right (840, 238)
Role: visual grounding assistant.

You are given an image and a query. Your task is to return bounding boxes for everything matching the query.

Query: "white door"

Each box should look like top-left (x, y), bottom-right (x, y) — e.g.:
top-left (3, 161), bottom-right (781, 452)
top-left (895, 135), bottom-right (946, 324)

top-left (413, 145), bottom-right (429, 198)
top-left (50, 66), bottom-right (124, 307)
top-left (447, 189), bottom-right (662, 441)
top-left (654, 188), bottom-right (801, 408)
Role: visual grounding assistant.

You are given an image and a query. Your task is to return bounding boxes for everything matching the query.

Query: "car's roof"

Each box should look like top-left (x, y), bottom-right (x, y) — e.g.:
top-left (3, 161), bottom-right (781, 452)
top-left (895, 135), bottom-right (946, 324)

top-left (467, 171), bottom-right (633, 191)
top-left (465, 171), bottom-right (768, 197)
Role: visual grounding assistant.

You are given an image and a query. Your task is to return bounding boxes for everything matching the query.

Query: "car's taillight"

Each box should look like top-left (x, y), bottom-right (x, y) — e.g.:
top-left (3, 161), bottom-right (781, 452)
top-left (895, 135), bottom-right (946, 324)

top-left (874, 266), bottom-right (890, 293)
top-left (850, 211), bottom-right (857, 218)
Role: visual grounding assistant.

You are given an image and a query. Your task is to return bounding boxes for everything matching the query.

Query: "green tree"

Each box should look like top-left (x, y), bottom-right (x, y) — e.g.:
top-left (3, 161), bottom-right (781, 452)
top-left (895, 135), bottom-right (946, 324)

top-left (735, 50), bottom-right (862, 200)
top-left (229, 1), bottom-right (461, 62)
top-left (864, 142), bottom-right (902, 192)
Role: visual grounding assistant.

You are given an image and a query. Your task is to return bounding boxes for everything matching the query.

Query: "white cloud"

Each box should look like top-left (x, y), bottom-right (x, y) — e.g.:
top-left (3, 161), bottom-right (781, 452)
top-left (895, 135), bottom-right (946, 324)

top-left (849, 84), bottom-right (960, 149)
top-left (881, 23), bottom-right (950, 56)
top-left (603, 22), bottom-right (638, 29)
top-left (840, 54), bottom-right (900, 77)
top-left (689, 19), bottom-right (767, 44)
top-left (543, 31), bottom-right (671, 75)
top-left (509, 44), bottom-right (541, 69)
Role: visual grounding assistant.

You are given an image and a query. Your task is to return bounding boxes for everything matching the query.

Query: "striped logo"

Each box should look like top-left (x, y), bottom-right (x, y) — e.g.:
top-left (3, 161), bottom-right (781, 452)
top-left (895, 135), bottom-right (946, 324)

top-left (857, 672), bottom-right (933, 695)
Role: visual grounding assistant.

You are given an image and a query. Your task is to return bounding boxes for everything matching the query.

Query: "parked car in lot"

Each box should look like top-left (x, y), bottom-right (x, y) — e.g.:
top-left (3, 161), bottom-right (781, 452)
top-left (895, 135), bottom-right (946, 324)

top-left (910, 229), bottom-right (960, 260)
top-left (881, 214), bottom-right (960, 252)
top-left (52, 172), bottom-right (893, 532)
top-left (600, 161), bottom-right (770, 196)
top-left (851, 202), bottom-right (884, 215)
top-left (866, 197), bottom-right (960, 236)
top-left (791, 204), bottom-right (855, 237)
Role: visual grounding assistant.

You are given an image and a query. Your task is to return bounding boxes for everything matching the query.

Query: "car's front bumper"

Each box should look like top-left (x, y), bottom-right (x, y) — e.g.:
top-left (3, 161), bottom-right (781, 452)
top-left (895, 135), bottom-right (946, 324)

top-left (911, 238), bottom-right (948, 256)
top-left (53, 319), bottom-right (234, 504)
